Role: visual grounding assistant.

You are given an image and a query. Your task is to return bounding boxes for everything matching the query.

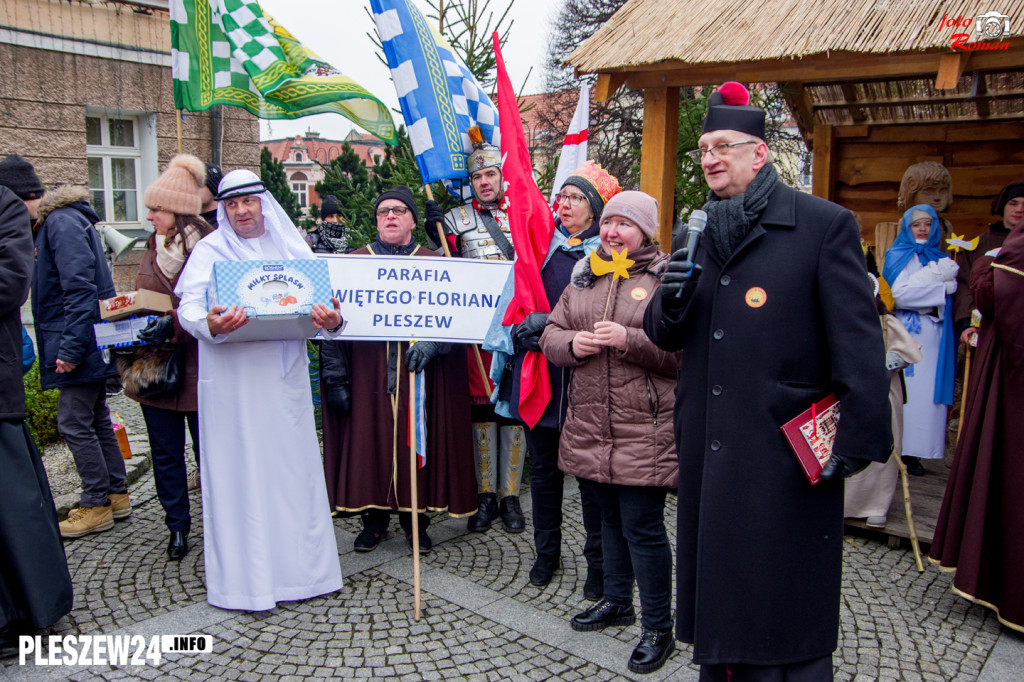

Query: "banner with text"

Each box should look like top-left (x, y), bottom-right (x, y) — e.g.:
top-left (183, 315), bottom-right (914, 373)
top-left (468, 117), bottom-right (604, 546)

top-left (319, 254), bottom-right (512, 343)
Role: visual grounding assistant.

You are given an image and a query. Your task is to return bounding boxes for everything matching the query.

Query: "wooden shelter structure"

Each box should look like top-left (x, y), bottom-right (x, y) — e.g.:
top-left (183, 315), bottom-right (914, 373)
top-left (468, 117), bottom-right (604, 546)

top-left (566, 0), bottom-right (1024, 250)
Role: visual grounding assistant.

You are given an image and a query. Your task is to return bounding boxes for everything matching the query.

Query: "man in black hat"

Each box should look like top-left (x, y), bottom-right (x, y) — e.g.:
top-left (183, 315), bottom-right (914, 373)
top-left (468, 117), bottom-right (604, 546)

top-left (320, 186), bottom-right (476, 553)
top-left (0, 154), bottom-right (130, 539)
top-left (306, 194), bottom-right (351, 254)
top-left (643, 83), bottom-right (891, 680)
top-left (199, 163), bottom-right (223, 227)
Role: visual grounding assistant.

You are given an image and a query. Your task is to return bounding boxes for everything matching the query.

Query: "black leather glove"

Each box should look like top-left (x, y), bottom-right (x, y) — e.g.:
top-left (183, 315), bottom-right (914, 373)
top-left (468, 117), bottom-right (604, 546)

top-left (323, 378), bottom-right (351, 412)
top-left (137, 314), bottom-right (175, 345)
top-left (406, 341), bottom-right (448, 373)
top-left (424, 200), bottom-right (444, 227)
top-left (660, 248), bottom-right (703, 314)
top-left (820, 453), bottom-right (871, 481)
top-left (512, 312), bottom-right (549, 353)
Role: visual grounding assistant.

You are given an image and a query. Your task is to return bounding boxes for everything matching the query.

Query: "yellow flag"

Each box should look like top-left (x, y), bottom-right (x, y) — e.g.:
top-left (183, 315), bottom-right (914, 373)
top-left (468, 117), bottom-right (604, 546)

top-left (590, 248), bottom-right (634, 280)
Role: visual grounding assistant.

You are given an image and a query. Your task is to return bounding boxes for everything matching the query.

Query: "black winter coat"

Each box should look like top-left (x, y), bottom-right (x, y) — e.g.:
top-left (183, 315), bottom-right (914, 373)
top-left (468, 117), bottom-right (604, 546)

top-left (0, 188), bottom-right (34, 419)
top-left (31, 187), bottom-right (117, 390)
top-left (644, 182), bottom-right (891, 665)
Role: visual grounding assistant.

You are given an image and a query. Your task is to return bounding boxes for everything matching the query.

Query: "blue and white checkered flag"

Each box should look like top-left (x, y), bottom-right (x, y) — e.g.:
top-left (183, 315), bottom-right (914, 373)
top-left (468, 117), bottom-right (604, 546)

top-left (370, 0), bottom-right (500, 185)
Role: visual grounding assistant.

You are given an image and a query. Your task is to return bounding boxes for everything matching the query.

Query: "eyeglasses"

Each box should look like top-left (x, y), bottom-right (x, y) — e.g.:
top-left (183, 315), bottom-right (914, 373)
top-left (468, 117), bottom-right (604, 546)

top-left (557, 192), bottom-right (587, 207)
top-left (376, 206), bottom-right (409, 217)
top-left (685, 140), bottom-right (758, 163)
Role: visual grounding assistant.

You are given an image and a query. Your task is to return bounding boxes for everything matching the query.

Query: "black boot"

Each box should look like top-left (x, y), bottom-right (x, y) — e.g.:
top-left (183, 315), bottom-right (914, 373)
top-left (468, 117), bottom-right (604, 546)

top-left (902, 455), bottom-right (925, 476)
top-left (628, 627), bottom-right (675, 674)
top-left (529, 554), bottom-right (561, 587)
top-left (167, 530), bottom-right (189, 561)
top-left (499, 495), bottom-right (525, 533)
top-left (467, 493), bottom-right (499, 532)
top-left (571, 598), bottom-right (636, 632)
top-left (583, 567), bottom-right (604, 601)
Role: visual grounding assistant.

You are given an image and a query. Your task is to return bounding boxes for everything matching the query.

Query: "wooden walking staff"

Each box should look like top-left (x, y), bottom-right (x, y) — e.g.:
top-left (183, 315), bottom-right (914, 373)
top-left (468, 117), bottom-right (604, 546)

top-left (423, 184), bottom-right (491, 389)
top-left (956, 346), bottom-right (972, 444)
top-left (407, 344), bottom-right (422, 620)
top-left (894, 451), bottom-right (925, 572)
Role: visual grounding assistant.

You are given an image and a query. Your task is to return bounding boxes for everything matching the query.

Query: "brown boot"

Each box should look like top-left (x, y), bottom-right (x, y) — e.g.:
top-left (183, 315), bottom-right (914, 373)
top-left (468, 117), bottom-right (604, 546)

top-left (108, 493), bottom-right (132, 520)
top-left (59, 506), bottom-right (114, 538)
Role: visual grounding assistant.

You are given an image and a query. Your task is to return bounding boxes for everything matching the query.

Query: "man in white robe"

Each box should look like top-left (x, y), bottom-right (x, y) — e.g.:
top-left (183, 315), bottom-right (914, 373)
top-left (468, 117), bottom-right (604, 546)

top-left (175, 169), bottom-right (344, 610)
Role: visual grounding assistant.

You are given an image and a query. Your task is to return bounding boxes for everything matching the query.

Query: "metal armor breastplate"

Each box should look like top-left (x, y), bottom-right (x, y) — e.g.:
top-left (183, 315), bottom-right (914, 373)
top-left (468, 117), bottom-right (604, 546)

top-left (444, 205), bottom-right (513, 260)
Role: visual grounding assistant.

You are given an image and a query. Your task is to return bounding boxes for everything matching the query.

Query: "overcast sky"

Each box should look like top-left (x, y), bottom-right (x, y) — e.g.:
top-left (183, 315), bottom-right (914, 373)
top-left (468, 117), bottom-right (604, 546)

top-left (257, 0), bottom-right (560, 142)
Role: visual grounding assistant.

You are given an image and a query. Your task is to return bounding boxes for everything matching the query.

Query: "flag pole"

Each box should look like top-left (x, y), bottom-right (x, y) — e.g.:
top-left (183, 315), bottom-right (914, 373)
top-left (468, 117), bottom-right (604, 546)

top-left (408, 353), bottom-right (422, 621)
top-left (176, 109), bottom-right (183, 154)
top-left (956, 346), bottom-right (972, 444)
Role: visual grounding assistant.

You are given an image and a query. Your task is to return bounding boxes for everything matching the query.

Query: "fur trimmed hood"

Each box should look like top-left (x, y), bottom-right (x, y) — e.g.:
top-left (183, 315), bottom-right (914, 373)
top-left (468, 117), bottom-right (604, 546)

top-left (569, 245), bottom-right (669, 290)
top-left (37, 186), bottom-right (91, 223)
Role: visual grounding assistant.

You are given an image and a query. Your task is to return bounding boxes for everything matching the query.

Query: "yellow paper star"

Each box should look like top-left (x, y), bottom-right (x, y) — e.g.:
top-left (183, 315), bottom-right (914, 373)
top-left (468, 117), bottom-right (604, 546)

top-left (946, 233), bottom-right (980, 254)
top-left (590, 248), bottom-right (634, 281)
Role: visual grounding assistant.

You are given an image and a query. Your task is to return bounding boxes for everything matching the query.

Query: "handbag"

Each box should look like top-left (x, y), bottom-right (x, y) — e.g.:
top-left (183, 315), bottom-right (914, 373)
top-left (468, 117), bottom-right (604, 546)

top-left (116, 343), bottom-right (184, 398)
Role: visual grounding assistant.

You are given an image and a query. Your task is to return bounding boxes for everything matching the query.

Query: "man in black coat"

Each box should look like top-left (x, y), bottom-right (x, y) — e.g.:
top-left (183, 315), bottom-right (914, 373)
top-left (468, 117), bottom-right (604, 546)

top-left (0, 184), bottom-right (74, 658)
top-left (0, 155), bottom-right (131, 540)
top-left (643, 83), bottom-right (891, 681)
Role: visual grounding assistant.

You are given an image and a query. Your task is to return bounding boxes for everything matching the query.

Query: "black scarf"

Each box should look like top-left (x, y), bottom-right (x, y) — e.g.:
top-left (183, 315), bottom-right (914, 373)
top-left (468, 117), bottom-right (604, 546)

top-left (704, 162), bottom-right (778, 262)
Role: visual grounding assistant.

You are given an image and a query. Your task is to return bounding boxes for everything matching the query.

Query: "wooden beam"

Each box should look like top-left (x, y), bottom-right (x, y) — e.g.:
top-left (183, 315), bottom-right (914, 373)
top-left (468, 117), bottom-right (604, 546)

top-left (973, 70), bottom-right (991, 118)
top-left (639, 87), bottom-right (680, 252)
top-left (840, 84), bottom-right (867, 123)
top-left (935, 53), bottom-right (968, 89)
top-left (830, 111), bottom-right (1024, 127)
top-left (811, 124), bottom-right (835, 201)
top-left (812, 88), bottom-right (1024, 110)
top-left (779, 81), bottom-right (815, 147)
top-left (594, 72), bottom-right (628, 103)
top-left (618, 47), bottom-right (1024, 90)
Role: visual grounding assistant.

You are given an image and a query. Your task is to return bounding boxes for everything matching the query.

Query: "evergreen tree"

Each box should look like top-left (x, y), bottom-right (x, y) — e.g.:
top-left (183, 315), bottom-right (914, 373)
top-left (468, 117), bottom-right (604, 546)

top-left (259, 147), bottom-right (302, 224)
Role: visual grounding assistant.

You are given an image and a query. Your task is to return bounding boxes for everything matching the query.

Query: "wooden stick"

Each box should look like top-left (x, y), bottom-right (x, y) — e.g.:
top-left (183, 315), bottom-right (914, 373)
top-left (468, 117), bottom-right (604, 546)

top-left (956, 345), bottom-right (972, 444)
top-left (422, 184), bottom-right (492, 391)
top-left (175, 109), bottom-right (183, 154)
top-left (894, 451), bottom-right (925, 572)
top-left (600, 279), bottom-right (615, 321)
top-left (408, 354), bottom-right (421, 621)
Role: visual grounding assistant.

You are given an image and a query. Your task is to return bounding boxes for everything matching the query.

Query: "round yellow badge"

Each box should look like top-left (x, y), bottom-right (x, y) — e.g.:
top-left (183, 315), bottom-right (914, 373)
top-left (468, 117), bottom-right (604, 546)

top-left (745, 287), bottom-right (767, 308)
top-left (567, 237), bottom-right (582, 246)
top-left (631, 287), bottom-right (648, 301)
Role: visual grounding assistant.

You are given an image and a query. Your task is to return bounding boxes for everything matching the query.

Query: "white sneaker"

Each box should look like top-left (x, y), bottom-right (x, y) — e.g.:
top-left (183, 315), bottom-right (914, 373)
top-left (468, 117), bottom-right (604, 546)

top-left (866, 515), bottom-right (887, 528)
top-left (187, 471), bottom-right (200, 491)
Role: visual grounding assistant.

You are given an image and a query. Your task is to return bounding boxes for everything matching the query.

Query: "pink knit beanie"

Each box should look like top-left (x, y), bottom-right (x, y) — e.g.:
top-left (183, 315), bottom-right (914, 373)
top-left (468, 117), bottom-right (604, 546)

top-left (600, 190), bottom-right (659, 239)
top-left (144, 154), bottom-right (206, 215)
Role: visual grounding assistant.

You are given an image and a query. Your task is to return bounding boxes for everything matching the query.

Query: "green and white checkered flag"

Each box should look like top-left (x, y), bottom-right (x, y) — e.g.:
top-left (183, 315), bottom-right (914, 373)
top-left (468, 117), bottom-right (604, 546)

top-left (170, 0), bottom-right (398, 144)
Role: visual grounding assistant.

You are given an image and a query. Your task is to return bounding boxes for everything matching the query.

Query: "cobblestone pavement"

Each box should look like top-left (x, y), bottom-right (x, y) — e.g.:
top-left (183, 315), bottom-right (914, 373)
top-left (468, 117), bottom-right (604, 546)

top-left (3, 397), bottom-right (1021, 680)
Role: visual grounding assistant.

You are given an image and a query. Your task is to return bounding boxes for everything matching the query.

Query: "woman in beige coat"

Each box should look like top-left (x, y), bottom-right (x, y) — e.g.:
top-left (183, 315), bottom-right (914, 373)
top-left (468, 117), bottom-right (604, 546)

top-left (540, 191), bottom-right (680, 674)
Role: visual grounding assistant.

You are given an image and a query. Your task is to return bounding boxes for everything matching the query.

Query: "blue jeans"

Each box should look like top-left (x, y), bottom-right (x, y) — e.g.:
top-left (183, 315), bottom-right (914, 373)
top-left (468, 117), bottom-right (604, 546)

top-left (590, 481), bottom-right (672, 631)
top-left (140, 404), bottom-right (199, 532)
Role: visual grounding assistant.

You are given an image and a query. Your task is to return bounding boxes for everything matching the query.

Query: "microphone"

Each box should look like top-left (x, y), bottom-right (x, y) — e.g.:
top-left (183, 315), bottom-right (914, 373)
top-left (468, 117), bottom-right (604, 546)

top-left (676, 209), bottom-right (707, 298)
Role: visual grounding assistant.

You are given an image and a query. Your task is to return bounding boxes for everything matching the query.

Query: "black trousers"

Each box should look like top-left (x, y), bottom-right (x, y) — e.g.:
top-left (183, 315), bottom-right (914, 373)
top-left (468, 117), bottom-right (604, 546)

top-left (362, 508), bottom-right (429, 535)
top-left (57, 381), bottom-right (127, 507)
top-left (524, 425), bottom-right (602, 572)
top-left (591, 482), bottom-right (672, 631)
top-left (140, 404), bottom-right (199, 533)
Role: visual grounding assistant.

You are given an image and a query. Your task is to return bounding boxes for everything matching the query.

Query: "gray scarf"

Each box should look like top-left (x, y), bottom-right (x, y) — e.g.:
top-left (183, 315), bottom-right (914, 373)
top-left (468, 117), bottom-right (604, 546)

top-left (704, 163), bottom-right (778, 262)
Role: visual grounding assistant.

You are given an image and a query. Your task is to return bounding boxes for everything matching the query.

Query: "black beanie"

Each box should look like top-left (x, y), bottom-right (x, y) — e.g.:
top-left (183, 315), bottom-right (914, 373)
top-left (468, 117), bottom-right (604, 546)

top-left (991, 180), bottom-right (1024, 217)
top-left (321, 194), bottom-right (344, 219)
top-left (205, 163), bottom-right (223, 196)
top-left (0, 154), bottom-right (44, 200)
top-left (702, 82), bottom-right (766, 140)
top-left (375, 185), bottom-right (418, 224)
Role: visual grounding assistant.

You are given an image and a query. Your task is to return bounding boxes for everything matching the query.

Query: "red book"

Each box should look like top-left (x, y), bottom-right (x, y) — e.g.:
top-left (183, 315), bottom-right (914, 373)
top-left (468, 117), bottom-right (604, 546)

top-left (780, 394), bottom-right (840, 485)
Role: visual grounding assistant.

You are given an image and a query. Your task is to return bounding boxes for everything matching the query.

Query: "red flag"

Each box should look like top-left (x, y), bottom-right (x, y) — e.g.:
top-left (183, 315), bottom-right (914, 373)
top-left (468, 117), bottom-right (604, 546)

top-left (492, 32), bottom-right (553, 428)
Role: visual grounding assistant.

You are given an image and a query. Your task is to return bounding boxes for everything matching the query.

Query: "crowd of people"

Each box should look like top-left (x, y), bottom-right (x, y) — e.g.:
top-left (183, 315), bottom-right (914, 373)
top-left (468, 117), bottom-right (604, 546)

top-left (1, 82), bottom-right (1021, 676)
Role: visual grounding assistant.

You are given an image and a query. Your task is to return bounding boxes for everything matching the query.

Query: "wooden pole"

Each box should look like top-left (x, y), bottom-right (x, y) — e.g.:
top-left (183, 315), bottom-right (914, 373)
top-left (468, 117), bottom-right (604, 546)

top-left (894, 451), bottom-right (924, 572)
top-left (422, 184), bottom-right (492, 390)
top-left (408, 353), bottom-right (422, 621)
top-left (956, 346), bottom-right (972, 444)
top-left (175, 109), bottom-right (183, 154)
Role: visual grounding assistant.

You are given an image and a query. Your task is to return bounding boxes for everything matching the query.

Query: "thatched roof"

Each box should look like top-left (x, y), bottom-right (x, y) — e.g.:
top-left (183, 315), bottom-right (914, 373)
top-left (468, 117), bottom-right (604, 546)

top-left (568, 0), bottom-right (1024, 74)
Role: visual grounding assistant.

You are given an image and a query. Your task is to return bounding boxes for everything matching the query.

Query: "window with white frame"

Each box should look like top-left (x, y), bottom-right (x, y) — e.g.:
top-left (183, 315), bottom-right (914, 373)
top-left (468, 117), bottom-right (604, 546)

top-left (291, 171), bottom-right (308, 208)
top-left (86, 114), bottom-right (143, 229)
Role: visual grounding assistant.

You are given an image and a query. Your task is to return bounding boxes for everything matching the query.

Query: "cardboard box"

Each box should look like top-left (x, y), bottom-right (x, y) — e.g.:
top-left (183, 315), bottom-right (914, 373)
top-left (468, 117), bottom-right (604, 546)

top-left (94, 315), bottom-right (161, 349)
top-left (208, 259), bottom-right (332, 342)
top-left (99, 290), bottom-right (174, 321)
